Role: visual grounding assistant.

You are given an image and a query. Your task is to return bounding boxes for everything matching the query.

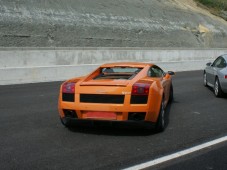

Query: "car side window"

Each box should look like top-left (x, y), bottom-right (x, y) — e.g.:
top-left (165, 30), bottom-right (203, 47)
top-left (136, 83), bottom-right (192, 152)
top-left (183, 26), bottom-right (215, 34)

top-left (219, 58), bottom-right (227, 68)
top-left (213, 57), bottom-right (226, 68)
top-left (223, 59), bottom-right (227, 68)
top-left (212, 57), bottom-right (222, 68)
top-left (148, 66), bottom-right (164, 77)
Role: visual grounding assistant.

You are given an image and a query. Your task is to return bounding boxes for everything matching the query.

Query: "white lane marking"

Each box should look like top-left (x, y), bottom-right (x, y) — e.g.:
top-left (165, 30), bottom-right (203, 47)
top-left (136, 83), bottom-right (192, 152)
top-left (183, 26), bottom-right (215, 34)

top-left (123, 135), bottom-right (227, 170)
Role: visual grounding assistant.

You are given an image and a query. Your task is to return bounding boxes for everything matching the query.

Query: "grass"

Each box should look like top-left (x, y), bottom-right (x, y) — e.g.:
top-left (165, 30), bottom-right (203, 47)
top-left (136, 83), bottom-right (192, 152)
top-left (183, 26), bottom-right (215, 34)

top-left (195, 0), bottom-right (227, 20)
top-left (195, 0), bottom-right (227, 11)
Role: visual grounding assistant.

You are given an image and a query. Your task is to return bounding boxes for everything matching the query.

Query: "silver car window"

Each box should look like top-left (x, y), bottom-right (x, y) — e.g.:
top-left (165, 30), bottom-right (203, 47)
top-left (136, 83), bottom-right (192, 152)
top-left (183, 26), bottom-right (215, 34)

top-left (213, 57), bottom-right (226, 68)
top-left (224, 59), bottom-right (227, 67)
top-left (213, 57), bottom-right (222, 68)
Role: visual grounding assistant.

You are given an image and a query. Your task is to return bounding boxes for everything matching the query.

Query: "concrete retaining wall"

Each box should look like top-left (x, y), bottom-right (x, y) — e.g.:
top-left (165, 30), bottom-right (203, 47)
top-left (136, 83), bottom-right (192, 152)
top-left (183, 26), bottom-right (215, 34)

top-left (1, 48), bottom-right (227, 85)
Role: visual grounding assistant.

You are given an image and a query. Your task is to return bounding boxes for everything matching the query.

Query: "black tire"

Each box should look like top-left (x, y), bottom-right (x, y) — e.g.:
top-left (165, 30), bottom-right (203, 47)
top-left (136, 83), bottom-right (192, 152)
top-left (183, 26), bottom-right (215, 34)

top-left (155, 98), bottom-right (166, 133)
top-left (60, 117), bottom-right (71, 128)
top-left (214, 77), bottom-right (224, 97)
top-left (203, 72), bottom-right (208, 87)
top-left (169, 84), bottom-right (173, 103)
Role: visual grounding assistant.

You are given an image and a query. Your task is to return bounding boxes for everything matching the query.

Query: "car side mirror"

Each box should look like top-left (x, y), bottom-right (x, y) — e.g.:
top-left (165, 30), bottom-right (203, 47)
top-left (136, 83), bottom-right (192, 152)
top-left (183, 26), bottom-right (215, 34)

top-left (206, 62), bottom-right (212, 66)
top-left (167, 71), bottom-right (175, 75)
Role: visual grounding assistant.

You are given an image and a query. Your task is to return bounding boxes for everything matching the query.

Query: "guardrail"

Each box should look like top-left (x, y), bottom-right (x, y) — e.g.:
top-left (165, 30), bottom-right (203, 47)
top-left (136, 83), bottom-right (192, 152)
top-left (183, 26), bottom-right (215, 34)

top-left (1, 48), bottom-right (227, 85)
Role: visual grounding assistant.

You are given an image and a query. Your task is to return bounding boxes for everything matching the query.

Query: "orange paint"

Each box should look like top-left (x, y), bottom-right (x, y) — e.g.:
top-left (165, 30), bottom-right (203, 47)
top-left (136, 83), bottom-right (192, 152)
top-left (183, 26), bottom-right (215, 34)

top-left (58, 62), bottom-right (174, 127)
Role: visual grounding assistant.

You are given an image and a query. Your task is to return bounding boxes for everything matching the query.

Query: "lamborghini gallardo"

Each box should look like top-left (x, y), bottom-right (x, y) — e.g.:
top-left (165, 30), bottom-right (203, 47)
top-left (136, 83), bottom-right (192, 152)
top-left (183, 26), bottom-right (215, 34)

top-left (58, 62), bottom-right (174, 132)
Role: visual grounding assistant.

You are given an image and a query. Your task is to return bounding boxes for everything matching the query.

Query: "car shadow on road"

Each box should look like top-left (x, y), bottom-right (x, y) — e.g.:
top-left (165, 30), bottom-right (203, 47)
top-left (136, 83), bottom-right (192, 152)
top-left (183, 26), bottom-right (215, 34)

top-left (68, 125), bottom-right (156, 136)
top-left (66, 102), bottom-right (173, 136)
top-left (205, 86), bottom-right (227, 99)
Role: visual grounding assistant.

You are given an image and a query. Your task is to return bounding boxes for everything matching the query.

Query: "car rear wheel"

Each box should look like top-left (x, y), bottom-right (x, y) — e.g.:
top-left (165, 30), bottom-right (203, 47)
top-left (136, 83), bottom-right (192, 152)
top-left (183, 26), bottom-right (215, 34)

top-left (214, 77), bottom-right (223, 97)
top-left (169, 84), bottom-right (173, 103)
top-left (203, 72), bottom-right (208, 87)
top-left (60, 117), bottom-right (71, 128)
top-left (155, 98), bottom-right (165, 132)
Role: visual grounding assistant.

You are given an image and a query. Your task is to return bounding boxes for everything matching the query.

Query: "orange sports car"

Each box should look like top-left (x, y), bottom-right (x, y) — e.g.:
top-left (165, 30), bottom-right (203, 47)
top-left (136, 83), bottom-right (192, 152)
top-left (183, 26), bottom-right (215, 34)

top-left (58, 62), bottom-right (174, 132)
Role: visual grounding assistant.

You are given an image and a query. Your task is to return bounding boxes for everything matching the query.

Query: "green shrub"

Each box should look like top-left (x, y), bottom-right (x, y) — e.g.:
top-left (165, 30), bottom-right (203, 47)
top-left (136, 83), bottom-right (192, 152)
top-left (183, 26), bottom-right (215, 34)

top-left (196, 0), bottom-right (227, 11)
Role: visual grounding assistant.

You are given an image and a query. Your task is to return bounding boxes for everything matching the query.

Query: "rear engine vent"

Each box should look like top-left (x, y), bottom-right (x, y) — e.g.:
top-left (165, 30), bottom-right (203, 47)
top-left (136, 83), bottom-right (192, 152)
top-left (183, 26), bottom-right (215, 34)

top-left (80, 94), bottom-right (124, 104)
top-left (63, 109), bottom-right (77, 118)
top-left (130, 95), bottom-right (148, 104)
top-left (128, 112), bottom-right (146, 121)
top-left (62, 93), bottom-right (75, 102)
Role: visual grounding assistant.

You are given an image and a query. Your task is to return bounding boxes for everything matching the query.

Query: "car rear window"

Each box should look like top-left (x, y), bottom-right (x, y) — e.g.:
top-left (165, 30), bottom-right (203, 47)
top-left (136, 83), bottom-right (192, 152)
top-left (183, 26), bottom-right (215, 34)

top-left (94, 67), bottom-right (142, 80)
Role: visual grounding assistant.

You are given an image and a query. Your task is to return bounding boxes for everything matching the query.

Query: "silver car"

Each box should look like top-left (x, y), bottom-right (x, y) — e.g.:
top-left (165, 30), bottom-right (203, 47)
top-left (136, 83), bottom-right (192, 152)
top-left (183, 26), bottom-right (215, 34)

top-left (204, 54), bottom-right (227, 97)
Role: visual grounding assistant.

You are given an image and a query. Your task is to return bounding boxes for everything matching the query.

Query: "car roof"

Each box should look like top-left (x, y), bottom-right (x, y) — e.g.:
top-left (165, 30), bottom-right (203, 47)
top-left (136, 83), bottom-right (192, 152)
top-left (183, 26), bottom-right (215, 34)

top-left (100, 62), bottom-right (155, 68)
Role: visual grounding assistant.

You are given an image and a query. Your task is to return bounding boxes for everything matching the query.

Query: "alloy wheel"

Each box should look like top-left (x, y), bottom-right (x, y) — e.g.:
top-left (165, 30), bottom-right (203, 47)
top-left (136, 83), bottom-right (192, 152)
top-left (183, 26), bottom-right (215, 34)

top-left (214, 80), bottom-right (219, 96)
top-left (203, 73), bottom-right (207, 86)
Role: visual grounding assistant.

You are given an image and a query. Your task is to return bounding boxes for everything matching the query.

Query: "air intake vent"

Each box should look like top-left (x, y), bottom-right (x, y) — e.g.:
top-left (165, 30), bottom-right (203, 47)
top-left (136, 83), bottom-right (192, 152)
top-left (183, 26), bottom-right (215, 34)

top-left (128, 112), bottom-right (146, 121)
top-left (80, 94), bottom-right (124, 104)
top-left (62, 93), bottom-right (74, 102)
top-left (130, 95), bottom-right (148, 104)
top-left (63, 109), bottom-right (77, 118)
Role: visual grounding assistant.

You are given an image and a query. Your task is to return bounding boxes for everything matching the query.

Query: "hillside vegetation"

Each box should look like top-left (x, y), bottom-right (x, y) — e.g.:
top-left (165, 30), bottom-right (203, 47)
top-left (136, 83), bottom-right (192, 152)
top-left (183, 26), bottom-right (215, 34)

top-left (197, 0), bottom-right (227, 10)
top-left (195, 0), bottom-right (227, 20)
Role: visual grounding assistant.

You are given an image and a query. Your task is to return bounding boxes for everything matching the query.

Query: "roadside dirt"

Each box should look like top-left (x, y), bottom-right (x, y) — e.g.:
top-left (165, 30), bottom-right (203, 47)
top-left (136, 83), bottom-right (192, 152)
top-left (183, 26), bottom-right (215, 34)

top-left (0, 0), bottom-right (227, 48)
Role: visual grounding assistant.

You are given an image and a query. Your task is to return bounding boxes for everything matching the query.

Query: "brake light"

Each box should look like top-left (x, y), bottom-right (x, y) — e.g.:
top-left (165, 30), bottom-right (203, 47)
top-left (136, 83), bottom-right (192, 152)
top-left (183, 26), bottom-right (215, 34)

top-left (225, 75), bottom-right (227, 79)
top-left (132, 83), bottom-right (150, 95)
top-left (62, 82), bottom-right (75, 93)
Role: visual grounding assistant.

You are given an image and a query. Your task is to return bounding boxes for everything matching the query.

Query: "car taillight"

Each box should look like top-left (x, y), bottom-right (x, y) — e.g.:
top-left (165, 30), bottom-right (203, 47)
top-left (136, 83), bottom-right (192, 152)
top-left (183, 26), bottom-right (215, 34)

top-left (62, 82), bottom-right (75, 93)
top-left (225, 75), bottom-right (227, 79)
top-left (132, 83), bottom-right (150, 95)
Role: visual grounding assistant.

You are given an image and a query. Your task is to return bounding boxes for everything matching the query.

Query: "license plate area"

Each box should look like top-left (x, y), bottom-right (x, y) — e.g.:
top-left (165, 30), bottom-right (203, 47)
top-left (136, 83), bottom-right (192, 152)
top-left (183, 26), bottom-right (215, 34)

top-left (85, 111), bottom-right (117, 120)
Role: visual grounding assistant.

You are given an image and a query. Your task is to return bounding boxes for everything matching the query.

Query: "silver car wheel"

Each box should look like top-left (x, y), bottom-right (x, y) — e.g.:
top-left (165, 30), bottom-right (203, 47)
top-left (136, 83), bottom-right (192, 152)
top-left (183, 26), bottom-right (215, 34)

top-left (203, 73), bottom-right (207, 86)
top-left (214, 80), bottom-right (219, 96)
top-left (214, 78), bottom-right (224, 97)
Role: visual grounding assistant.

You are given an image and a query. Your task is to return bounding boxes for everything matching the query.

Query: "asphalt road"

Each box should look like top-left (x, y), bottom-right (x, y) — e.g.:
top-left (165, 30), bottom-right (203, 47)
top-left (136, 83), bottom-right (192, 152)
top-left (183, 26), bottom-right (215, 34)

top-left (0, 70), bottom-right (227, 170)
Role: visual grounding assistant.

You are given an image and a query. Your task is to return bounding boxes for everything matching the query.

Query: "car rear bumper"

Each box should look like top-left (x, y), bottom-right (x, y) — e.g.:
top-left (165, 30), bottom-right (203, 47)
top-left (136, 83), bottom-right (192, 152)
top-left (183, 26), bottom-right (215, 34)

top-left (220, 80), bottom-right (227, 93)
top-left (220, 78), bottom-right (227, 93)
top-left (61, 117), bottom-right (156, 129)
